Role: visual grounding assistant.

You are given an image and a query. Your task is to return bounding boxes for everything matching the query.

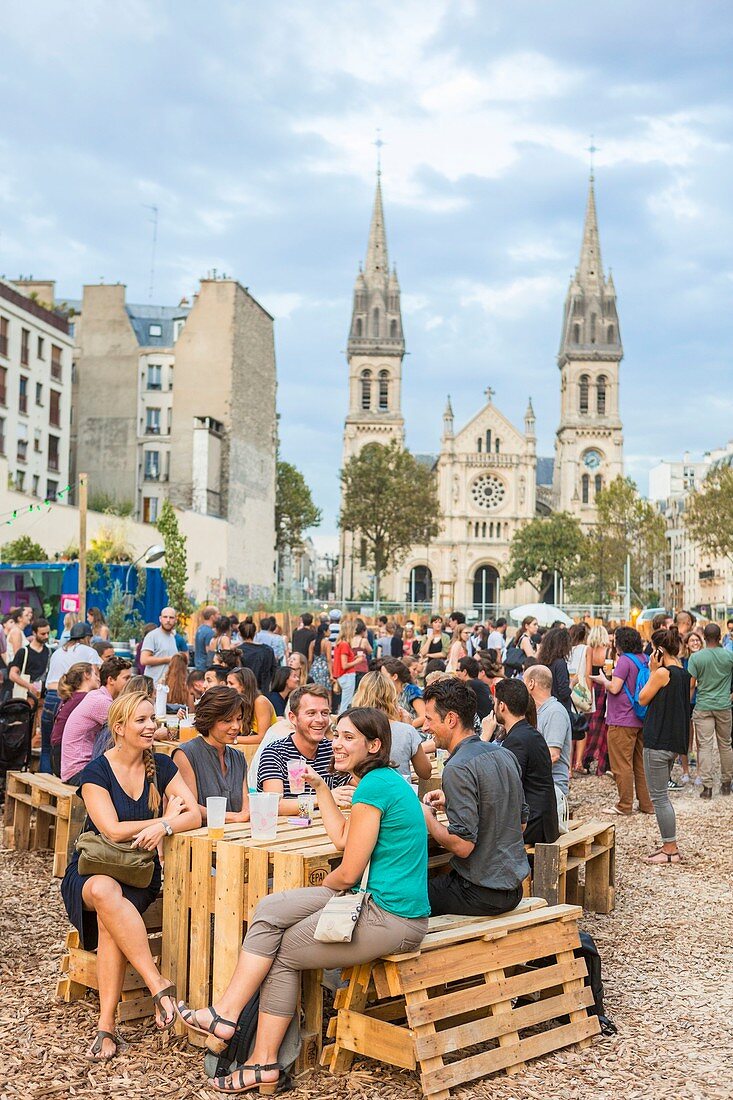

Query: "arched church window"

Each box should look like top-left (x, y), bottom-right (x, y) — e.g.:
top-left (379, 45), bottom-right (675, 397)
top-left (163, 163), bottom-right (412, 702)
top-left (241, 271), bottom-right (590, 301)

top-left (582, 474), bottom-right (590, 504)
top-left (482, 522), bottom-right (487, 538)
top-left (590, 313), bottom-right (597, 343)
top-left (495, 438), bottom-right (501, 454)
top-left (595, 474), bottom-right (603, 497)
top-left (360, 370), bottom-right (372, 410)
top-left (597, 375), bottom-right (607, 415)
top-left (489, 522), bottom-right (494, 538)
top-left (485, 429), bottom-right (492, 453)
top-left (477, 438), bottom-right (482, 453)
top-left (579, 375), bottom-right (589, 414)
top-left (378, 370), bottom-right (389, 410)
top-left (354, 318), bottom-right (363, 337)
top-left (389, 319), bottom-right (398, 338)
top-left (607, 324), bottom-right (614, 344)
top-left (573, 322), bottom-right (581, 343)
top-left (474, 522), bottom-right (479, 538)
top-left (371, 308), bottom-right (380, 337)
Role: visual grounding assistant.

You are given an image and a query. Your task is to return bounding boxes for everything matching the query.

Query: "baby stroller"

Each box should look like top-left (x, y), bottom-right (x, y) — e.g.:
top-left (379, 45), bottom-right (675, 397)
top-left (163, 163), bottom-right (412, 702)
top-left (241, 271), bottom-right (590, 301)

top-left (0, 698), bottom-right (35, 805)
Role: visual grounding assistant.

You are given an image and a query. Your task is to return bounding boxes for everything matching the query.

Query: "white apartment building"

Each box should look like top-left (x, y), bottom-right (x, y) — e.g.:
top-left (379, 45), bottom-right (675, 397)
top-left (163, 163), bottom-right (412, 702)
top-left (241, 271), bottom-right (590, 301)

top-left (0, 279), bottom-right (73, 503)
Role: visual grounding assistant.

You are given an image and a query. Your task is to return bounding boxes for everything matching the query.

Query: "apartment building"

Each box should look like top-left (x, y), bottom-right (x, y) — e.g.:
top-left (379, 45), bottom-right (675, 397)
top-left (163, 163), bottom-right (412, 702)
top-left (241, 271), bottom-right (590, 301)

top-left (0, 279), bottom-right (73, 503)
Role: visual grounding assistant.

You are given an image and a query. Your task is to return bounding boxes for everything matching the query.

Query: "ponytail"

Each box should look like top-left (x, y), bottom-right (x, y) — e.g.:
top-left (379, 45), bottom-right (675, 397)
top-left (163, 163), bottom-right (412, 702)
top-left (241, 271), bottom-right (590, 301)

top-left (143, 747), bottom-right (161, 814)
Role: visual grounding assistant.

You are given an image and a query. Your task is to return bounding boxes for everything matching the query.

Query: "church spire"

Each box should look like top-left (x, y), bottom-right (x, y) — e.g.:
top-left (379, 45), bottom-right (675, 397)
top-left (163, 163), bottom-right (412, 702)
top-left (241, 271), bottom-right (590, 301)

top-left (365, 175), bottom-right (388, 281)
top-left (576, 177), bottom-right (603, 289)
top-left (347, 174), bottom-right (404, 355)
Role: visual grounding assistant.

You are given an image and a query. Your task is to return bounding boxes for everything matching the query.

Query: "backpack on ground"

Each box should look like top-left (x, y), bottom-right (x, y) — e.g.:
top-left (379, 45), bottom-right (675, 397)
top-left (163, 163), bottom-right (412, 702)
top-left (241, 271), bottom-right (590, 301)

top-left (622, 654), bottom-right (650, 721)
top-left (576, 930), bottom-right (617, 1035)
top-left (204, 991), bottom-right (301, 1088)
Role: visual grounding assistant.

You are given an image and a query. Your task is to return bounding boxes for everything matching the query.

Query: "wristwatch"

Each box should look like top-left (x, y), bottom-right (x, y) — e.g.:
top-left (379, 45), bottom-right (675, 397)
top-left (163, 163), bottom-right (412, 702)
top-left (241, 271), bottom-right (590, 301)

top-left (161, 819), bottom-right (173, 837)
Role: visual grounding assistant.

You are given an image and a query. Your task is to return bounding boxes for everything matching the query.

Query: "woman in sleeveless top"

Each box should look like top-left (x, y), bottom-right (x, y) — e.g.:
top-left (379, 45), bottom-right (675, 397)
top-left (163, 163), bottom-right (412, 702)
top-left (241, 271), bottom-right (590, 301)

top-left (638, 627), bottom-right (691, 864)
top-left (174, 686), bottom-right (249, 823)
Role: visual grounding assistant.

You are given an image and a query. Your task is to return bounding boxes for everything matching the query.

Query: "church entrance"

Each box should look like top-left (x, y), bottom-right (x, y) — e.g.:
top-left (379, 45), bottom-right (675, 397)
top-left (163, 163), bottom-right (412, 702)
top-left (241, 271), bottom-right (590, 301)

top-left (472, 565), bottom-right (499, 618)
top-left (407, 565), bottom-right (433, 605)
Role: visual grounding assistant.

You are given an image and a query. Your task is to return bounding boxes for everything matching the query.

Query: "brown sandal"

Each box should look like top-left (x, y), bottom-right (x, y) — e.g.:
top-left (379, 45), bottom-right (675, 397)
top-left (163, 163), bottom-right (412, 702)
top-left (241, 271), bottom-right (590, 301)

top-left (152, 984), bottom-right (177, 1030)
top-left (646, 849), bottom-right (681, 864)
top-left (86, 1030), bottom-right (123, 1060)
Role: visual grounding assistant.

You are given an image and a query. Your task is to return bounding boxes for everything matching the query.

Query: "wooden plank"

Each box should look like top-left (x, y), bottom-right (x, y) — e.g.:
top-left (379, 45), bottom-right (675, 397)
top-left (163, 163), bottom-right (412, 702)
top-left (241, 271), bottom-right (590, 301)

top-left (406, 988), bottom-right (450, 1100)
top-left (484, 965), bottom-right (522, 1074)
top-left (555, 819), bottom-right (614, 849)
top-left (117, 992), bottom-right (154, 1021)
top-left (298, 969), bottom-right (324, 1073)
top-left (212, 842), bottom-right (248, 1001)
top-left (406, 957), bottom-right (588, 1027)
top-left (272, 850), bottom-right (305, 894)
top-left (533, 843), bottom-right (561, 906)
top-left (421, 1016), bottom-right (600, 1094)
top-left (388, 902), bottom-right (571, 959)
top-left (161, 834), bottom-right (190, 1016)
top-left (415, 985), bottom-right (595, 1059)
top-left (583, 826), bottom-right (615, 914)
top-left (247, 847), bottom-right (271, 921)
top-left (188, 836), bottom-right (214, 1012)
top-left (53, 794), bottom-right (86, 877)
top-left (556, 948), bottom-right (594, 1050)
top-left (328, 963), bottom-right (374, 1075)
top-left (335, 1011), bottom-right (415, 1070)
top-left (425, 896), bottom-right (545, 934)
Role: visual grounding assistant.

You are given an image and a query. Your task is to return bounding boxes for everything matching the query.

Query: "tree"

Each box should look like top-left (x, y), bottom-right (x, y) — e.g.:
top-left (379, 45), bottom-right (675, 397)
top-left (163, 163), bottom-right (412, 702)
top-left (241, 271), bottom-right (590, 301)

top-left (684, 465), bottom-right (733, 564)
top-left (0, 535), bottom-right (49, 563)
top-left (503, 513), bottom-right (585, 593)
top-left (157, 500), bottom-right (193, 624)
top-left (340, 441), bottom-right (441, 598)
top-left (275, 460), bottom-right (322, 552)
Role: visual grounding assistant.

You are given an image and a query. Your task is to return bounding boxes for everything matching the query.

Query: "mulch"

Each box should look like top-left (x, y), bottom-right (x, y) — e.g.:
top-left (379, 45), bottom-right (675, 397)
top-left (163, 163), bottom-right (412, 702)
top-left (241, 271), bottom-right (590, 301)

top-left (2, 773), bottom-right (733, 1099)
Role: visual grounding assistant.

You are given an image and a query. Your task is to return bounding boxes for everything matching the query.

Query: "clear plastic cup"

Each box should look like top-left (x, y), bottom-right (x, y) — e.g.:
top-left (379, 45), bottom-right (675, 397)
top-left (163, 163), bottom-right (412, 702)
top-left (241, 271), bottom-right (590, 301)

top-left (295, 793), bottom-right (316, 824)
top-left (249, 792), bottom-right (280, 841)
top-left (178, 717), bottom-right (198, 742)
top-left (206, 796), bottom-right (227, 840)
top-left (287, 757), bottom-right (308, 794)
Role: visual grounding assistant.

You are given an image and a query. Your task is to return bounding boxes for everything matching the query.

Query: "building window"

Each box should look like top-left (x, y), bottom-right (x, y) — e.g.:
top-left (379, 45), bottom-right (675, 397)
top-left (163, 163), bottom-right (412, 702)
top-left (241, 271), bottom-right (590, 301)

top-left (36, 382), bottom-right (43, 406)
top-left (0, 417), bottom-right (5, 455)
top-left (495, 437), bottom-right (501, 454)
top-left (144, 450), bottom-right (160, 480)
top-left (143, 496), bottom-right (159, 523)
top-left (51, 344), bottom-right (62, 380)
top-left (148, 323), bottom-right (162, 338)
top-left (19, 376), bottom-right (28, 415)
top-left (595, 474), bottom-right (603, 497)
top-left (17, 439), bottom-right (28, 464)
top-left (0, 367), bottom-right (6, 407)
top-left (481, 521), bottom-right (487, 538)
top-left (378, 370), bottom-right (389, 411)
top-left (32, 475), bottom-right (39, 496)
top-left (0, 317), bottom-right (8, 358)
top-left (34, 430), bottom-right (41, 453)
top-left (597, 375), bottom-right (607, 416)
top-left (573, 322), bottom-right (581, 343)
top-left (607, 324), bottom-right (614, 344)
top-left (146, 407), bottom-right (161, 434)
top-left (485, 429), bottom-right (492, 453)
top-left (354, 318), bottom-right (363, 338)
top-left (371, 308), bottom-right (380, 338)
top-left (48, 434), bottom-right (60, 471)
top-left (360, 370), bottom-right (372, 410)
top-left (579, 374), bottom-right (589, 415)
top-left (147, 363), bottom-right (162, 390)
top-left (16, 471), bottom-right (25, 492)
top-left (49, 389), bottom-right (61, 427)
top-left (582, 473), bottom-right (590, 504)
top-left (477, 438), bottom-right (482, 453)
top-left (46, 479), bottom-right (58, 501)
top-left (407, 565), bottom-right (432, 603)
top-left (37, 336), bottom-right (45, 359)
top-left (389, 319), bottom-right (398, 338)
top-left (20, 328), bottom-right (30, 366)
top-left (474, 522), bottom-right (479, 537)
top-left (590, 313), bottom-right (597, 343)
top-left (173, 318), bottom-right (186, 341)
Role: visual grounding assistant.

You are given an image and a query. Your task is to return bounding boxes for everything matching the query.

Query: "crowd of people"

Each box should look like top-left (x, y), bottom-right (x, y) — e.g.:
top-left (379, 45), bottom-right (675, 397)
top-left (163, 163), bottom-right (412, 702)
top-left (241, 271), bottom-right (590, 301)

top-left (5, 598), bottom-right (732, 1078)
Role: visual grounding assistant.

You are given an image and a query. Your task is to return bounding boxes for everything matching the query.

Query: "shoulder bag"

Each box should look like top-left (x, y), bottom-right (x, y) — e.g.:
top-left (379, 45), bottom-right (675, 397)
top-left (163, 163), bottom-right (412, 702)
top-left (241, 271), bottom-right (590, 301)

top-left (11, 646), bottom-right (30, 700)
top-left (76, 831), bottom-right (156, 888)
top-left (313, 862), bottom-right (370, 943)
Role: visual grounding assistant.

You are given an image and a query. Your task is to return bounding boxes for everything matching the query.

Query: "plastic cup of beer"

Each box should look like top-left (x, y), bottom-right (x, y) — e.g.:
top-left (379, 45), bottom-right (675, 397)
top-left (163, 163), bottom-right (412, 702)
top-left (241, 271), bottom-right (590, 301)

top-left (603, 658), bottom-right (614, 676)
top-left (179, 717), bottom-right (197, 742)
top-left (287, 757), bottom-right (308, 794)
top-left (436, 749), bottom-right (449, 776)
top-left (206, 796), bottom-right (227, 840)
top-left (249, 792), bottom-right (280, 841)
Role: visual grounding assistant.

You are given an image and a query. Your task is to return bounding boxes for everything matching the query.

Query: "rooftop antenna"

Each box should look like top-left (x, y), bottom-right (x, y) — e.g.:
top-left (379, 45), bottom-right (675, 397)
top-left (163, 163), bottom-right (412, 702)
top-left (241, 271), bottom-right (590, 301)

top-left (587, 135), bottom-right (599, 182)
top-left (143, 204), bottom-right (158, 301)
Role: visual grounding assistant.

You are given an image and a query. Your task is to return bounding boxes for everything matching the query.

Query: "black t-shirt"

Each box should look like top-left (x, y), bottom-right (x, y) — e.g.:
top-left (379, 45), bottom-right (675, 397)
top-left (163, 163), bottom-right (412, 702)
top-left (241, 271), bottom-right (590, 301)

top-left (502, 719), bottom-right (559, 846)
top-left (236, 643), bottom-right (277, 693)
top-left (291, 627), bottom-right (316, 658)
top-left (467, 678), bottom-right (494, 720)
top-left (10, 643), bottom-right (50, 684)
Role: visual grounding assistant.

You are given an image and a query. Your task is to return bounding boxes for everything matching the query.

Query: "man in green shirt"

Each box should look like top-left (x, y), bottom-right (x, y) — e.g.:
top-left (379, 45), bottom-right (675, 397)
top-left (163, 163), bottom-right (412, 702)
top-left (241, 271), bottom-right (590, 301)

top-left (687, 623), bottom-right (733, 800)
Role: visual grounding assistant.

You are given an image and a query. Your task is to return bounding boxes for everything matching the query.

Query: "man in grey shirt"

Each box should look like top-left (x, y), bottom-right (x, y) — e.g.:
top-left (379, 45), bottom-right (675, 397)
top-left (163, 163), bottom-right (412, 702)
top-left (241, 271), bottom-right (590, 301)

top-left (421, 678), bottom-right (530, 916)
top-left (524, 664), bottom-right (572, 795)
top-left (140, 607), bottom-right (179, 686)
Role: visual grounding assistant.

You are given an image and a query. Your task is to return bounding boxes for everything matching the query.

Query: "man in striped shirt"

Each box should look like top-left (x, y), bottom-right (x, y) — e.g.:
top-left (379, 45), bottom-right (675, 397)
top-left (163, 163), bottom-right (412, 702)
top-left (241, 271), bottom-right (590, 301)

top-left (258, 684), bottom-right (352, 814)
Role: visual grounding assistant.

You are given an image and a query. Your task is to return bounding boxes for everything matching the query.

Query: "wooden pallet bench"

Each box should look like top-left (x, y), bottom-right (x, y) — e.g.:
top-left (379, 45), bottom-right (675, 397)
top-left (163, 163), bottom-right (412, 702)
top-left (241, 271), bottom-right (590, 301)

top-left (322, 899), bottom-right (599, 1097)
top-left (532, 819), bottom-right (615, 914)
top-left (3, 770), bottom-right (85, 877)
top-left (56, 898), bottom-right (163, 1022)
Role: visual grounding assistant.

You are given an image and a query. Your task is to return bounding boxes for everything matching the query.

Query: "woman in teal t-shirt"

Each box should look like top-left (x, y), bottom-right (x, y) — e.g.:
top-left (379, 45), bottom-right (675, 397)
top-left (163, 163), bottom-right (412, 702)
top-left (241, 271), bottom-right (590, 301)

top-left (176, 706), bottom-right (429, 1095)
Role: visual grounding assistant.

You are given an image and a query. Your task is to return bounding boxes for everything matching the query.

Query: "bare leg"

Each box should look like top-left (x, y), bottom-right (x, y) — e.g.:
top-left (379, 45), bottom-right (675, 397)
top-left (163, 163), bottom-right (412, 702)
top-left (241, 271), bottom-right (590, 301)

top-left (178, 950), bottom-right (274, 1041)
top-left (90, 919), bottom-right (126, 1057)
top-left (82, 876), bottom-right (174, 1025)
top-left (213, 1012), bottom-right (290, 1093)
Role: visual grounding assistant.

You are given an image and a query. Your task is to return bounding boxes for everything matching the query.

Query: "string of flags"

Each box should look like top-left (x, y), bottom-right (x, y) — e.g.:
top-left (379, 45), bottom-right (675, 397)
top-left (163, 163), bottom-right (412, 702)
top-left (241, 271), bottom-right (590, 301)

top-left (3, 483), bottom-right (73, 526)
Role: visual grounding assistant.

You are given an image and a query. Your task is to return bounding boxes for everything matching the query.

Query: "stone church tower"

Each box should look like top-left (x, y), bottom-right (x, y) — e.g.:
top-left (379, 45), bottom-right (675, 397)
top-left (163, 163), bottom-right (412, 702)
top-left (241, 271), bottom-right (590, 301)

top-left (339, 174), bottom-right (406, 599)
top-left (553, 177), bottom-right (624, 520)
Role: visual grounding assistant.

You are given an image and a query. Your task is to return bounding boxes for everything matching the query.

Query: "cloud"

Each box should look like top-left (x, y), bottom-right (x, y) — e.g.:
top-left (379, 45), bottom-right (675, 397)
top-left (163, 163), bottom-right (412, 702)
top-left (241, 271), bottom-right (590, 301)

top-left (458, 275), bottom-right (561, 318)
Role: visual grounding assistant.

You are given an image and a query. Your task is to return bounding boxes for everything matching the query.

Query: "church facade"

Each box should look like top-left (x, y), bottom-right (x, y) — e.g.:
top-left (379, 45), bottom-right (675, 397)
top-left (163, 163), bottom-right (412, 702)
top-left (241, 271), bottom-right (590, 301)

top-left (338, 175), bottom-right (624, 614)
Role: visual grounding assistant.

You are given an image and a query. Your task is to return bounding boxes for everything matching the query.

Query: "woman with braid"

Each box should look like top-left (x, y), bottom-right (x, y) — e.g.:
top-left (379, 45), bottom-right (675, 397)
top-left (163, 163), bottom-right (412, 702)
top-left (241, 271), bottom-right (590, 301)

top-left (60, 690), bottom-right (201, 1061)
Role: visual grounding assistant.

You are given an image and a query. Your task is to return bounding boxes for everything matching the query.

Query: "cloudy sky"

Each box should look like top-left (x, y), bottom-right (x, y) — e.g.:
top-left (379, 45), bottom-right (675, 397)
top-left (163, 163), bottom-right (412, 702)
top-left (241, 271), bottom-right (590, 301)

top-left (2, 1), bottom-right (732, 547)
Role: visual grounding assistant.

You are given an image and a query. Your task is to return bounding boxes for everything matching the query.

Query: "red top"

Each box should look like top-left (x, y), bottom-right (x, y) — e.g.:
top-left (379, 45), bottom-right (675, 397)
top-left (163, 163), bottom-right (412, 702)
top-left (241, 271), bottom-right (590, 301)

top-left (332, 641), bottom-right (355, 680)
top-left (51, 690), bottom-right (86, 747)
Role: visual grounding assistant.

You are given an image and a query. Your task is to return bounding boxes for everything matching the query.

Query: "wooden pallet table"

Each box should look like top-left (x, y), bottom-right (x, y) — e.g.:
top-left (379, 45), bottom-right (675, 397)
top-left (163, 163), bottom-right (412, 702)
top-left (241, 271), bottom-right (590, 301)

top-left (153, 738), bottom-right (257, 765)
top-left (532, 819), bottom-right (615, 914)
top-left (3, 770), bottom-right (86, 877)
top-left (323, 900), bottom-right (599, 1096)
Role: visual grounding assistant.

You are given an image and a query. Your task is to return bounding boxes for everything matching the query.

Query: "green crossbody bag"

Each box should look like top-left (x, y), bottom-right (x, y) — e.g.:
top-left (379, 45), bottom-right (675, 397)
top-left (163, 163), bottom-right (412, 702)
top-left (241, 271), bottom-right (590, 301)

top-left (76, 831), bottom-right (156, 888)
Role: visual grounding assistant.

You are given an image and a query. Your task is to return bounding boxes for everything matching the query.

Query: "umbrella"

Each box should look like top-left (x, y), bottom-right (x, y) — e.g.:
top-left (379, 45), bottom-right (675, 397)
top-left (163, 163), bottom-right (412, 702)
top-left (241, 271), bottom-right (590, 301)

top-left (509, 603), bottom-right (573, 627)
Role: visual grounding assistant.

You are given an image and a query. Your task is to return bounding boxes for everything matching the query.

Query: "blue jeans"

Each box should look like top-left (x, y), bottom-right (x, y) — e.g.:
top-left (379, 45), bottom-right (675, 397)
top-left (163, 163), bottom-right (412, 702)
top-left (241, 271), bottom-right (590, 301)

top-left (40, 689), bottom-right (61, 774)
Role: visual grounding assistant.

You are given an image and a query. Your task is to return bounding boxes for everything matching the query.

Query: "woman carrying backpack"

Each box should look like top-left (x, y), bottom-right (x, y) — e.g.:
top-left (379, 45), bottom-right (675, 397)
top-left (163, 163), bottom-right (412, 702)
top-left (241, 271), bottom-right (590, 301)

top-left (592, 626), bottom-right (654, 817)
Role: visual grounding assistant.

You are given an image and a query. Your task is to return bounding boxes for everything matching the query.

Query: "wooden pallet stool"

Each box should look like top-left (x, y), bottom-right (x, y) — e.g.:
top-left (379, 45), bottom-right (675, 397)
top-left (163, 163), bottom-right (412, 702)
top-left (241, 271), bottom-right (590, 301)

top-left (533, 819), bottom-right (615, 913)
top-left (3, 770), bottom-right (86, 877)
top-left (56, 898), bottom-right (163, 1022)
top-left (322, 900), bottom-right (599, 1097)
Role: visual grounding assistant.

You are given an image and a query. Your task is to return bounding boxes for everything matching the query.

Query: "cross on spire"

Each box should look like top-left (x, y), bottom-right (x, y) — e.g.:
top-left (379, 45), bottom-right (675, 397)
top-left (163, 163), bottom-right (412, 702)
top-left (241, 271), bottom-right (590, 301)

top-left (485, 385), bottom-right (495, 404)
top-left (587, 135), bottom-right (599, 182)
top-left (373, 129), bottom-right (386, 178)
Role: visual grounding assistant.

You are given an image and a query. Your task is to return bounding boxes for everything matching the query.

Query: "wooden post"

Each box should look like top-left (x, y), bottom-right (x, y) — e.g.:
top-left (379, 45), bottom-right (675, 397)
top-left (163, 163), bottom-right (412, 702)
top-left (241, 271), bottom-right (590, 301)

top-left (78, 472), bottom-right (88, 619)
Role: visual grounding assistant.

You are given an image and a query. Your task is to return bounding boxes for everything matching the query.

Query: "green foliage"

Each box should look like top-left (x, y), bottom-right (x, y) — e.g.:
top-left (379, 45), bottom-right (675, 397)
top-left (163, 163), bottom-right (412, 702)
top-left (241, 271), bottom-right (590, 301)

top-left (87, 524), bottom-right (135, 565)
top-left (340, 441), bottom-right (441, 597)
top-left (0, 535), bottom-right (49, 563)
top-left (684, 465), bottom-right (733, 563)
top-left (157, 499), bottom-right (193, 625)
top-left (88, 492), bottom-right (135, 517)
top-left (503, 513), bottom-right (585, 592)
top-left (275, 460), bottom-right (322, 552)
top-left (105, 580), bottom-right (129, 640)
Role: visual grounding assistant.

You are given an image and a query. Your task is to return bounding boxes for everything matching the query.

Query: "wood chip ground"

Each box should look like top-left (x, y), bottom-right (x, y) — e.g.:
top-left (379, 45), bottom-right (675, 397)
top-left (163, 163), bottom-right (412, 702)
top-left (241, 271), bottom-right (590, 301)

top-left (2, 772), bottom-right (732, 1099)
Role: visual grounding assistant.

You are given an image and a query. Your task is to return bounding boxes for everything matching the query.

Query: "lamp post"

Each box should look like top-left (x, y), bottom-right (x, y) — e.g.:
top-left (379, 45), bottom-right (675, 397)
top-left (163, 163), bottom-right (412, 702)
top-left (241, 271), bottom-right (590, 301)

top-left (124, 544), bottom-right (165, 611)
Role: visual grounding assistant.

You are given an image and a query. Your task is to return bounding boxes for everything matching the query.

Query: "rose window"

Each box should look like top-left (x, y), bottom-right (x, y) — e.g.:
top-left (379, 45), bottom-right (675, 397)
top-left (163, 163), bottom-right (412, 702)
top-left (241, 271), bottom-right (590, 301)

top-left (471, 474), bottom-right (505, 510)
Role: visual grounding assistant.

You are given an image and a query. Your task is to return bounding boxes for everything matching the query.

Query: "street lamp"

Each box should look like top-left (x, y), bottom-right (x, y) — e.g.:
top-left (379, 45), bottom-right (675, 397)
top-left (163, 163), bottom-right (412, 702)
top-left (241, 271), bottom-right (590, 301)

top-left (124, 544), bottom-right (165, 610)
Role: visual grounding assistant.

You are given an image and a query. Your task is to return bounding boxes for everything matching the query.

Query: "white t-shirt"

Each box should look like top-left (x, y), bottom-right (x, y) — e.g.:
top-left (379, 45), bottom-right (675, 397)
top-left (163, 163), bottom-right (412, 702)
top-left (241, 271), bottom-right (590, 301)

top-left (486, 630), bottom-right (506, 657)
top-left (142, 627), bottom-right (179, 684)
top-left (567, 644), bottom-right (587, 678)
top-left (47, 642), bottom-right (102, 686)
top-left (389, 720), bottom-right (423, 779)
